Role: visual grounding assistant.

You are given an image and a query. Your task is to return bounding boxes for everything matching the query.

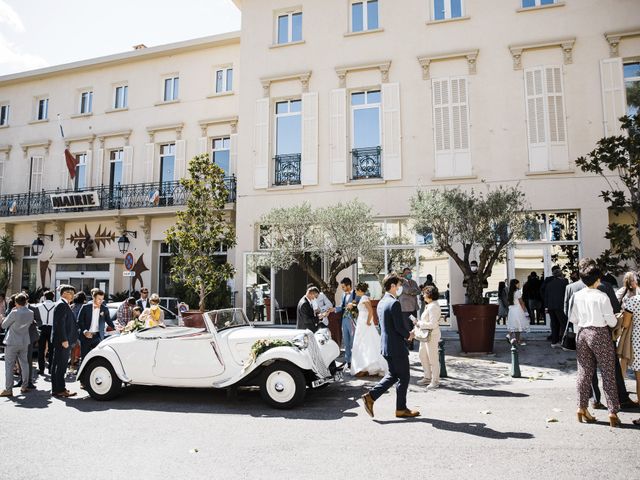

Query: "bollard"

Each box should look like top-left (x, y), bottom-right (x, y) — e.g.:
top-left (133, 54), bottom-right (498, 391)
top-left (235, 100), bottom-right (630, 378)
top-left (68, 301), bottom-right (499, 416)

top-left (438, 338), bottom-right (448, 379)
top-left (510, 341), bottom-right (521, 378)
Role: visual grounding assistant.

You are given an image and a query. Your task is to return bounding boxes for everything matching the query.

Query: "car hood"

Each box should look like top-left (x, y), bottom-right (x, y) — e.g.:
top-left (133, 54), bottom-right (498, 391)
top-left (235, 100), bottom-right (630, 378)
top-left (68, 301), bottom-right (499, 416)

top-left (224, 326), bottom-right (306, 366)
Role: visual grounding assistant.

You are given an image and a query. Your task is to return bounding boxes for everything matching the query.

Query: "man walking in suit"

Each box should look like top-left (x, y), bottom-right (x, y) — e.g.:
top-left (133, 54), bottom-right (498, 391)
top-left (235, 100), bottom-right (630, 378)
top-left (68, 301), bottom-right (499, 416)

top-left (51, 285), bottom-right (79, 398)
top-left (361, 274), bottom-right (419, 418)
top-left (77, 289), bottom-right (114, 363)
top-left (541, 266), bottom-right (569, 347)
top-left (296, 286), bottom-right (320, 332)
top-left (0, 293), bottom-right (34, 397)
top-left (334, 278), bottom-right (357, 369)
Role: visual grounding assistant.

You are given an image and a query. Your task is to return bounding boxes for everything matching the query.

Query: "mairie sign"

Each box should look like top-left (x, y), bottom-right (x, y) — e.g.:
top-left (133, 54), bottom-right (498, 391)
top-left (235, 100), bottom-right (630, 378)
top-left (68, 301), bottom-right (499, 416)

top-left (50, 191), bottom-right (100, 210)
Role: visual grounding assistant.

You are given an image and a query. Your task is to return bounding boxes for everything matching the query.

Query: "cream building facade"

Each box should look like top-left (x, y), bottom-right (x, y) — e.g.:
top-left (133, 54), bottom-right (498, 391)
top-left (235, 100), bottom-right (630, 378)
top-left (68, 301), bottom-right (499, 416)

top-left (0, 0), bottom-right (639, 329)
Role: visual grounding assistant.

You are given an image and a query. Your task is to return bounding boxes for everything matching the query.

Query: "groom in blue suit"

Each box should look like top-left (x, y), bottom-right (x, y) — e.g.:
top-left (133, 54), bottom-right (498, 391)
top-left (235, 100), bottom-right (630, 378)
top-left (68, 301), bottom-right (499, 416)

top-left (361, 274), bottom-right (419, 418)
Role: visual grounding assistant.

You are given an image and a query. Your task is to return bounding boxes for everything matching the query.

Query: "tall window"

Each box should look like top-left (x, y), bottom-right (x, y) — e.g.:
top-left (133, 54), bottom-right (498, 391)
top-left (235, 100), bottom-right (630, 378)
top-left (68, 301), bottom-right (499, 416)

top-left (80, 91), bottom-right (93, 114)
top-left (216, 68), bottom-right (233, 93)
top-left (29, 156), bottom-right (44, 192)
top-left (158, 242), bottom-right (175, 297)
top-left (0, 104), bottom-right (9, 126)
top-left (159, 144), bottom-right (176, 184)
top-left (624, 62), bottom-right (640, 116)
top-left (75, 153), bottom-right (87, 190)
top-left (114, 85), bottom-right (128, 109)
top-left (350, 90), bottom-right (382, 179)
top-left (351, 1), bottom-right (379, 32)
top-left (274, 100), bottom-right (302, 185)
top-left (163, 76), bottom-right (179, 102)
top-left (36, 97), bottom-right (49, 120)
top-left (212, 137), bottom-right (230, 176)
top-left (277, 11), bottom-right (302, 44)
top-left (522, 0), bottom-right (556, 7)
top-left (109, 149), bottom-right (123, 186)
top-left (22, 247), bottom-right (38, 289)
top-left (432, 0), bottom-right (463, 21)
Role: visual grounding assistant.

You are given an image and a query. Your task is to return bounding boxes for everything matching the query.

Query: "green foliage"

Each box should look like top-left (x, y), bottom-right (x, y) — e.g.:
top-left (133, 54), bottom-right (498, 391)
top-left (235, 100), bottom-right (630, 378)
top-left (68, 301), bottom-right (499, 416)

top-left (165, 154), bottom-right (236, 312)
top-left (575, 114), bottom-right (640, 273)
top-left (260, 199), bottom-right (382, 298)
top-left (170, 279), bottom-right (232, 311)
top-left (108, 290), bottom-right (131, 302)
top-left (410, 185), bottom-right (532, 304)
top-left (0, 235), bottom-right (15, 294)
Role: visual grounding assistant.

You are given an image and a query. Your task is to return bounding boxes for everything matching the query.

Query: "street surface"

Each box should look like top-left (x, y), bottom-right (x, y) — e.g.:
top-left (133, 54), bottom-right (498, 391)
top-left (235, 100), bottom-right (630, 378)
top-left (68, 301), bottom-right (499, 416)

top-left (1, 333), bottom-right (637, 480)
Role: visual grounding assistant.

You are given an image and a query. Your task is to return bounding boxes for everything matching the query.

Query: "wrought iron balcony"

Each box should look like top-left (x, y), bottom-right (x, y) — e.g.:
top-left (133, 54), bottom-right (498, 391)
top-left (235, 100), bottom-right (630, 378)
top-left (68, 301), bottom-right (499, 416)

top-left (274, 153), bottom-right (302, 186)
top-left (0, 176), bottom-right (236, 218)
top-left (351, 147), bottom-right (382, 180)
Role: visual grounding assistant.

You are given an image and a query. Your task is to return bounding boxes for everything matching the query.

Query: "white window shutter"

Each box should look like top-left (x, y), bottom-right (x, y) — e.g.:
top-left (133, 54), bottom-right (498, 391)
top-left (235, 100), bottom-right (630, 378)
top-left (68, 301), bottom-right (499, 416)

top-left (600, 58), bottom-right (625, 136)
top-left (451, 77), bottom-right (472, 177)
top-left (144, 143), bottom-right (155, 183)
top-left (382, 82), bottom-right (402, 181)
top-left (198, 136), bottom-right (208, 156)
top-left (301, 91), bottom-right (319, 186)
top-left (122, 146), bottom-right (133, 184)
top-left (58, 154), bottom-right (69, 190)
top-left (524, 67), bottom-right (549, 172)
top-left (229, 133), bottom-right (238, 175)
top-left (329, 88), bottom-right (347, 184)
top-left (175, 140), bottom-right (187, 179)
top-left (432, 78), bottom-right (454, 178)
top-left (253, 98), bottom-right (269, 189)
top-left (94, 148), bottom-right (104, 186)
top-left (32, 156), bottom-right (44, 192)
top-left (0, 161), bottom-right (5, 194)
top-left (545, 66), bottom-right (569, 170)
top-left (84, 150), bottom-right (93, 187)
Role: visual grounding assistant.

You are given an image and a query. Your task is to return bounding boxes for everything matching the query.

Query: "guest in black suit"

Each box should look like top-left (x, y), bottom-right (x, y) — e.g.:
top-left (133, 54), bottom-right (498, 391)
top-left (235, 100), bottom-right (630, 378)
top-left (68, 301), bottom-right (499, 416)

top-left (51, 285), bottom-right (79, 398)
top-left (541, 266), bottom-right (569, 347)
top-left (77, 289), bottom-right (114, 362)
top-left (296, 286), bottom-right (320, 332)
top-left (136, 288), bottom-right (150, 310)
top-left (361, 274), bottom-right (419, 419)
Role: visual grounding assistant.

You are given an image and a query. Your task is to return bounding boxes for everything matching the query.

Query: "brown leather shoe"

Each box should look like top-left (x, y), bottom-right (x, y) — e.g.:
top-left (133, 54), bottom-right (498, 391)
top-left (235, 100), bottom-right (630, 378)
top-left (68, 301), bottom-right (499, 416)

top-left (361, 393), bottom-right (375, 418)
top-left (0, 389), bottom-right (13, 397)
top-left (395, 408), bottom-right (420, 418)
top-left (62, 390), bottom-right (77, 398)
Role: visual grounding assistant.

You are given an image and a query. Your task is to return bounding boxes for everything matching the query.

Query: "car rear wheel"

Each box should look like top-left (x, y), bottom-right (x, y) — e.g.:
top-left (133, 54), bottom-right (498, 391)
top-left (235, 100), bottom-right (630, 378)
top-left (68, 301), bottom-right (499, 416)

top-left (259, 362), bottom-right (306, 409)
top-left (83, 358), bottom-right (122, 401)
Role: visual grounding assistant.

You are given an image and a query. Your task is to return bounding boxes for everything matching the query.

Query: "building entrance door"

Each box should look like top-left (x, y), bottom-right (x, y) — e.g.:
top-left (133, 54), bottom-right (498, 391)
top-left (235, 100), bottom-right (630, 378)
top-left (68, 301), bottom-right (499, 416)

top-left (55, 262), bottom-right (112, 297)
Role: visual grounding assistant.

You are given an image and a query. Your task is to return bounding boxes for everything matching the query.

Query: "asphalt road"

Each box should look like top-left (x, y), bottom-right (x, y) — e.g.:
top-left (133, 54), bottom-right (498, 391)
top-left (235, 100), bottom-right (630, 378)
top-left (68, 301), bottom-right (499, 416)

top-left (1, 334), bottom-right (638, 480)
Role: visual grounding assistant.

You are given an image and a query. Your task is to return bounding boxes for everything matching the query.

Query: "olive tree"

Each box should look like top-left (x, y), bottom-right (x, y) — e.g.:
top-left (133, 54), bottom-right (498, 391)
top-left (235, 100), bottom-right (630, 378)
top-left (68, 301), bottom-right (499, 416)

top-left (0, 235), bottom-right (15, 294)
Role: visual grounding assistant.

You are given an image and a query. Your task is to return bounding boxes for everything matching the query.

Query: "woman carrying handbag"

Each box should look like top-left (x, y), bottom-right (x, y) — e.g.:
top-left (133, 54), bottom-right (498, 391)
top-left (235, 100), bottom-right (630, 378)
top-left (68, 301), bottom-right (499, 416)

top-left (414, 285), bottom-right (441, 389)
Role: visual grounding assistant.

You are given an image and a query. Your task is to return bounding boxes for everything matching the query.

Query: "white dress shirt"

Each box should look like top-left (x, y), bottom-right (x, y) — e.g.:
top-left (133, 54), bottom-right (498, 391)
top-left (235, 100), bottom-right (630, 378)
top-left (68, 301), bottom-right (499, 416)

top-left (569, 287), bottom-right (617, 329)
top-left (89, 306), bottom-right (100, 333)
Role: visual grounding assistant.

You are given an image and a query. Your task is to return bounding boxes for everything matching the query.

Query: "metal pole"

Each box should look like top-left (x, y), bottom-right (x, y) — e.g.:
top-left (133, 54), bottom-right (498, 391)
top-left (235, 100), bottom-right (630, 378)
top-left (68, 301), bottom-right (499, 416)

top-left (510, 342), bottom-right (521, 378)
top-left (438, 339), bottom-right (448, 379)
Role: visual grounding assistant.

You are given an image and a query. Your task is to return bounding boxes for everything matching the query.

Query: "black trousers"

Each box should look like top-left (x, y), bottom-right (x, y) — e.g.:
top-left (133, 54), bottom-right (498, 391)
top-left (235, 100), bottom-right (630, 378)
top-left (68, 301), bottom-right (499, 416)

top-left (369, 354), bottom-right (410, 411)
top-left (51, 346), bottom-right (70, 394)
top-left (38, 326), bottom-right (53, 373)
top-left (402, 311), bottom-right (416, 350)
top-left (548, 309), bottom-right (567, 344)
top-left (592, 342), bottom-right (629, 404)
top-left (80, 336), bottom-right (101, 363)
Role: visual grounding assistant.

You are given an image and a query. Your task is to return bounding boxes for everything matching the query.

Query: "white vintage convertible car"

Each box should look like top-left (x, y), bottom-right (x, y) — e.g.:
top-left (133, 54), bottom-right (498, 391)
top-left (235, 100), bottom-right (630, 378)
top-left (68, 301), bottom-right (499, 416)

top-left (77, 308), bottom-right (342, 409)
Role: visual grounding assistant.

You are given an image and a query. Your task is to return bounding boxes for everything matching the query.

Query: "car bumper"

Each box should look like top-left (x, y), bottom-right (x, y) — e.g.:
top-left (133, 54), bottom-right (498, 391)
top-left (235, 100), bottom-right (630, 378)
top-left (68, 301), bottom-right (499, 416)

top-left (311, 370), bottom-right (343, 388)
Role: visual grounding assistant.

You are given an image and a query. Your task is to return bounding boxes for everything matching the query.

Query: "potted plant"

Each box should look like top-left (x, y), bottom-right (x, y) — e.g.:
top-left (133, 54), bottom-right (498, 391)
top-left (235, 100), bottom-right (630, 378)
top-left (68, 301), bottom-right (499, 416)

top-left (410, 185), bottom-right (532, 353)
top-left (165, 154), bottom-right (236, 326)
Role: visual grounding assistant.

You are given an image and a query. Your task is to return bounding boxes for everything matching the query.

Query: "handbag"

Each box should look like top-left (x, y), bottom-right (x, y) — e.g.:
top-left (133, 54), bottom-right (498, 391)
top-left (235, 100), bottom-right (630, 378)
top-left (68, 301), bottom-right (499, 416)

top-left (413, 326), bottom-right (432, 343)
top-left (561, 321), bottom-right (576, 351)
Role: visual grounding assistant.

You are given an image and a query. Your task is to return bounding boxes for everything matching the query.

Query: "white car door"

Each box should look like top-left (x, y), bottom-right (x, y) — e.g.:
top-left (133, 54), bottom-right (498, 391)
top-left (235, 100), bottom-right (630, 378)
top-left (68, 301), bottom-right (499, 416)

top-left (152, 333), bottom-right (225, 380)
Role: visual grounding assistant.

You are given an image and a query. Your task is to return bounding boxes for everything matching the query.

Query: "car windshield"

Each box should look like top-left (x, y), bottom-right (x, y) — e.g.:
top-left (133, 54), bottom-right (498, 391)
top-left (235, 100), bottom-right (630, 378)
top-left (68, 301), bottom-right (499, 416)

top-left (206, 308), bottom-right (251, 332)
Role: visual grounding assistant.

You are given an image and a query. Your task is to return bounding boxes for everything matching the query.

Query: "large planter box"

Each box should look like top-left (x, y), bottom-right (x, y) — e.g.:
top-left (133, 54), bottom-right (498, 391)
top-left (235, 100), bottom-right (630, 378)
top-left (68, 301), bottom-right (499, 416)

top-left (182, 311), bottom-right (205, 328)
top-left (452, 304), bottom-right (498, 354)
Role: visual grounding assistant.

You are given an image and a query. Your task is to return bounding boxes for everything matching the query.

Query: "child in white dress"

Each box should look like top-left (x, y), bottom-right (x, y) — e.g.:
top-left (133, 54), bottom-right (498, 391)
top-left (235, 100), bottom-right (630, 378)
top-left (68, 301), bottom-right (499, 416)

top-left (507, 279), bottom-right (528, 346)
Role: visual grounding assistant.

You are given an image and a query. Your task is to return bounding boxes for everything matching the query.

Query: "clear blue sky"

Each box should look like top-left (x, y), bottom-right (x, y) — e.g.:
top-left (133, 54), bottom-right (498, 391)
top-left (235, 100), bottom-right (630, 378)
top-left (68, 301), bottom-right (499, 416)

top-left (0, 0), bottom-right (241, 75)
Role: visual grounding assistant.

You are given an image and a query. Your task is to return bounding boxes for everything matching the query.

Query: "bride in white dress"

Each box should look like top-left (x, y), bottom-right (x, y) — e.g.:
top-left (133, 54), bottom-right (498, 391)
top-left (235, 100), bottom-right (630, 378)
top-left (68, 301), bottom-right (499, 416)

top-left (350, 283), bottom-right (388, 377)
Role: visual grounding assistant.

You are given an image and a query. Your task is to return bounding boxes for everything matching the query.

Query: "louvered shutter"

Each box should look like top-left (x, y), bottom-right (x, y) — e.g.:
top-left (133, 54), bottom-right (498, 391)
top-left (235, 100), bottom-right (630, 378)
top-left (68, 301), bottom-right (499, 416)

top-left (58, 153), bottom-right (70, 189)
top-left (253, 98), bottom-right (269, 189)
top-left (524, 67), bottom-right (549, 172)
top-left (0, 160), bottom-right (4, 194)
top-left (545, 66), bottom-right (568, 170)
top-left (329, 88), bottom-right (347, 184)
top-left (301, 91), bottom-right (319, 185)
top-left (84, 150), bottom-right (93, 187)
top-left (121, 146), bottom-right (133, 184)
top-left (94, 148), bottom-right (104, 186)
top-left (175, 140), bottom-right (186, 180)
top-left (198, 137), bottom-right (208, 156)
top-left (31, 156), bottom-right (44, 192)
top-left (229, 133), bottom-right (238, 175)
top-left (451, 77), bottom-right (471, 176)
top-left (432, 78), bottom-right (454, 177)
top-left (382, 82), bottom-right (402, 181)
top-left (600, 58), bottom-right (625, 137)
top-left (144, 143), bottom-right (155, 183)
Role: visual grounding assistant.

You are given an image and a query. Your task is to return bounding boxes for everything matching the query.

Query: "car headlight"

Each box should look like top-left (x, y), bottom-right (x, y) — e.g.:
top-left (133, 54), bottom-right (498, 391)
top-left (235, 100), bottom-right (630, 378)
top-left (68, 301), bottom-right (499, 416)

top-left (292, 333), bottom-right (309, 350)
top-left (315, 329), bottom-right (331, 345)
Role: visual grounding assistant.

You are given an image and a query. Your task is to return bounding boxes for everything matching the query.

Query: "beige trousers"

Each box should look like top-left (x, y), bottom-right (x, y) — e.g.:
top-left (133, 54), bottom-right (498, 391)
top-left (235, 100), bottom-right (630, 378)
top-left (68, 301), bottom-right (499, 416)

top-left (418, 331), bottom-right (441, 383)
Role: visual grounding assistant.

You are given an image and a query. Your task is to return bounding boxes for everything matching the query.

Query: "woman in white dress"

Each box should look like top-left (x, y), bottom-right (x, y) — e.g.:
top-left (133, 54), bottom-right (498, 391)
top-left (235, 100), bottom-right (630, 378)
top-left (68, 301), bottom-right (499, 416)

top-left (506, 279), bottom-right (528, 346)
top-left (350, 283), bottom-right (388, 377)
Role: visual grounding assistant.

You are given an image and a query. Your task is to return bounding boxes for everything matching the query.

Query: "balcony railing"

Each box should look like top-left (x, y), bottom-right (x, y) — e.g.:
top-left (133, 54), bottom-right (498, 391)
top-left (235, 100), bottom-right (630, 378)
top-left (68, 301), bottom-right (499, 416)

top-left (351, 147), bottom-right (382, 180)
top-left (274, 153), bottom-right (302, 186)
top-left (0, 176), bottom-right (236, 218)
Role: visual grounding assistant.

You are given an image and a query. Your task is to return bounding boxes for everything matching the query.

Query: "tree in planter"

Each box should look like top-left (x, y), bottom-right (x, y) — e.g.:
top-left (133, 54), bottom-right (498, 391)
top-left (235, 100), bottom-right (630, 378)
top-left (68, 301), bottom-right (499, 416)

top-left (260, 200), bottom-right (382, 299)
top-left (575, 113), bottom-right (640, 273)
top-left (165, 154), bottom-right (236, 312)
top-left (0, 235), bottom-right (15, 294)
top-left (410, 185), bottom-right (533, 304)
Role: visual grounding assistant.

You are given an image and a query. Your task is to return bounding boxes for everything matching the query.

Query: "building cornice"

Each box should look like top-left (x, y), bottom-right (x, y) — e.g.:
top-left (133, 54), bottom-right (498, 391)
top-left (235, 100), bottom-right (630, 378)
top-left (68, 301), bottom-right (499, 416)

top-left (508, 38), bottom-right (575, 70)
top-left (96, 129), bottom-right (132, 147)
top-left (605, 28), bottom-right (640, 57)
top-left (0, 144), bottom-right (11, 154)
top-left (259, 71), bottom-right (312, 97)
top-left (0, 31), bottom-right (240, 86)
top-left (146, 123), bottom-right (184, 142)
top-left (64, 134), bottom-right (96, 147)
top-left (20, 140), bottom-right (51, 155)
top-left (198, 116), bottom-right (239, 136)
top-left (335, 61), bottom-right (391, 87)
top-left (417, 50), bottom-right (479, 79)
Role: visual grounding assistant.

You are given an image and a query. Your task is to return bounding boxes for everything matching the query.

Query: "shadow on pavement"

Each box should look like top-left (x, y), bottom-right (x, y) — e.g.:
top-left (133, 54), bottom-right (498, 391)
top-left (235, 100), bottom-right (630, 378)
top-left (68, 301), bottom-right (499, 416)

top-left (447, 387), bottom-right (529, 398)
top-left (373, 417), bottom-right (535, 440)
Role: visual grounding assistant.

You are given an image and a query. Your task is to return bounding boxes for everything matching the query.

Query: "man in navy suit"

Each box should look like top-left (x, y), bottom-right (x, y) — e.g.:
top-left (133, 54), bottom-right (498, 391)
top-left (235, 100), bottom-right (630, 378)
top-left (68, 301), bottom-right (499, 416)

top-left (334, 278), bottom-right (357, 370)
top-left (51, 285), bottom-right (79, 397)
top-left (77, 289), bottom-right (115, 362)
top-left (361, 274), bottom-right (419, 418)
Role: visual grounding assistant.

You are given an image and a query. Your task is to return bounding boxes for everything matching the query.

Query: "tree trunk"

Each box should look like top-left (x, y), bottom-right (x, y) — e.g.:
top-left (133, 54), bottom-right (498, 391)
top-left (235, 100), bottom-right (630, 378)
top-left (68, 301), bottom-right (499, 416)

top-left (465, 275), bottom-right (485, 305)
top-left (199, 283), bottom-right (206, 312)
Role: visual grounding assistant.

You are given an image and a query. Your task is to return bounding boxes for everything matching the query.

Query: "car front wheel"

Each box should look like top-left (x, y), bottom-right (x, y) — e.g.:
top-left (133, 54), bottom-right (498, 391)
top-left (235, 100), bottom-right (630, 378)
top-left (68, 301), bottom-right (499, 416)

top-left (259, 362), bottom-right (306, 409)
top-left (83, 358), bottom-right (122, 401)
